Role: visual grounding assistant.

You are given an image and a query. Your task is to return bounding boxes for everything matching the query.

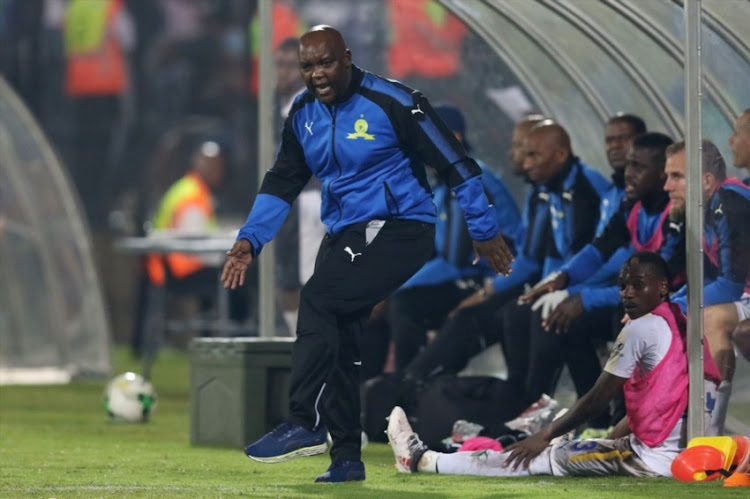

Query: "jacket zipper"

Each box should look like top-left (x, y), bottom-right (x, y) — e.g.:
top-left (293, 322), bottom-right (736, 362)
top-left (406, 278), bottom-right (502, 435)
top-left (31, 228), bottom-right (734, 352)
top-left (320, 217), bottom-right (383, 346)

top-left (383, 181), bottom-right (400, 216)
top-left (328, 106), bottom-right (343, 233)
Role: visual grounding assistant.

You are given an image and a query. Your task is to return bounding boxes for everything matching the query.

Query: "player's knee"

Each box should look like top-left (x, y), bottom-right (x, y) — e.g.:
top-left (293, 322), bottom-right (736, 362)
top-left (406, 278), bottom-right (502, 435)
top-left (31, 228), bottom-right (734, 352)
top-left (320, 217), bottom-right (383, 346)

top-left (732, 319), bottom-right (750, 360)
top-left (704, 306), bottom-right (736, 339)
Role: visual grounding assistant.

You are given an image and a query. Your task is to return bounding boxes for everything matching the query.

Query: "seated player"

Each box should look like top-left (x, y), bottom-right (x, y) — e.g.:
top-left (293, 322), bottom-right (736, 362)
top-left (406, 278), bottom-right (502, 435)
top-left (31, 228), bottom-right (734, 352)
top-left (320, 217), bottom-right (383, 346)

top-left (388, 252), bottom-right (720, 478)
top-left (397, 121), bottom-right (608, 397)
top-left (701, 110), bottom-right (750, 434)
top-left (664, 139), bottom-right (750, 435)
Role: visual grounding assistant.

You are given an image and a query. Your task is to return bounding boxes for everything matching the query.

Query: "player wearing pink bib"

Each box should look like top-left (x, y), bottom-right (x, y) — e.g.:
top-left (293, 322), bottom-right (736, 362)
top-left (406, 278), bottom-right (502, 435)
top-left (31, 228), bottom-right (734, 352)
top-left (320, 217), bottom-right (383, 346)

top-left (389, 251), bottom-right (720, 478)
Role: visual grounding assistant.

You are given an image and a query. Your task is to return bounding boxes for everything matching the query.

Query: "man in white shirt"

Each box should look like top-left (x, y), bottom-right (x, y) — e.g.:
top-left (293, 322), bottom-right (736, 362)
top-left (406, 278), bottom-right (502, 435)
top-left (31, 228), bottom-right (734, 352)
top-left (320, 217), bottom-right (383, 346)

top-left (388, 251), bottom-right (719, 478)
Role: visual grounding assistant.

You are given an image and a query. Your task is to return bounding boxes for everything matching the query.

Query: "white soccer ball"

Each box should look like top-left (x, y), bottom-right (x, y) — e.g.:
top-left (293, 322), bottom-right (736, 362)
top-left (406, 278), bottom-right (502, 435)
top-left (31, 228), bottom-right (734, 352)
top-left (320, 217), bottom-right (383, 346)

top-left (104, 372), bottom-right (157, 423)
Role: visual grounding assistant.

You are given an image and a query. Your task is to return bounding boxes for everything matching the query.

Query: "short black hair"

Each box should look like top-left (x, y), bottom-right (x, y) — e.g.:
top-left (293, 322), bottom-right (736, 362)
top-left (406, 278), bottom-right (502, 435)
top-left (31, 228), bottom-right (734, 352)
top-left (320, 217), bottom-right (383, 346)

top-left (631, 132), bottom-right (674, 168)
top-left (632, 132), bottom-right (673, 150)
top-left (608, 113), bottom-right (647, 135)
top-left (624, 251), bottom-right (671, 283)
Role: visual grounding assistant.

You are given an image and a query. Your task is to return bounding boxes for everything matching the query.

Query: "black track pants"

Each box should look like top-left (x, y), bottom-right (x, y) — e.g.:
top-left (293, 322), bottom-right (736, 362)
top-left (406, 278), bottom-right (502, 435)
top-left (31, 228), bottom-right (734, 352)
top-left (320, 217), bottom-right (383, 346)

top-left (289, 220), bottom-right (434, 462)
top-left (402, 285), bottom-right (524, 382)
top-left (389, 281), bottom-right (478, 371)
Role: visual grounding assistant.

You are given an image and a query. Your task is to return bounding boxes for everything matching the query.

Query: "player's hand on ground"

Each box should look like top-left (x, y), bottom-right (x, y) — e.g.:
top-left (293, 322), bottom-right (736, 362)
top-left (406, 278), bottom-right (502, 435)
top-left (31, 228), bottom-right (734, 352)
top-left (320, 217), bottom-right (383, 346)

top-left (221, 239), bottom-right (253, 290)
top-left (503, 431), bottom-right (551, 471)
top-left (518, 272), bottom-right (569, 304)
top-left (472, 234), bottom-right (514, 276)
top-left (542, 294), bottom-right (584, 334)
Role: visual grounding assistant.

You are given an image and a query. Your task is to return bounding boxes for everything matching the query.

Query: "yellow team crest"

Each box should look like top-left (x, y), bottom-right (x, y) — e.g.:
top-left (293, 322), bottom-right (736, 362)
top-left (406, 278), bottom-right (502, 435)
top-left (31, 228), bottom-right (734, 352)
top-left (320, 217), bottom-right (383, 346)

top-left (347, 116), bottom-right (375, 140)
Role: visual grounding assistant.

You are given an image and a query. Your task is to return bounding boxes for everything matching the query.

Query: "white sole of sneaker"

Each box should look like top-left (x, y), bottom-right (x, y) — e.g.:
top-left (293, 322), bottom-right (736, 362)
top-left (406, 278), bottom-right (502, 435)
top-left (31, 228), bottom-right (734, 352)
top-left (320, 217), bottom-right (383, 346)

top-left (386, 407), bottom-right (413, 473)
top-left (246, 442), bottom-right (328, 464)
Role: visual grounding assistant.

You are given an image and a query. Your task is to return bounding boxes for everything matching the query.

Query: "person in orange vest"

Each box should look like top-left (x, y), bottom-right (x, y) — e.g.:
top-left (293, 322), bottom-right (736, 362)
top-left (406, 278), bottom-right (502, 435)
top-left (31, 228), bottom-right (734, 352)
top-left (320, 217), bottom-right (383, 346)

top-left (133, 140), bottom-right (242, 355)
top-left (146, 140), bottom-right (226, 287)
top-left (248, 1), bottom-right (305, 96)
top-left (64, 0), bottom-right (130, 98)
top-left (63, 0), bottom-right (132, 228)
top-left (386, 0), bottom-right (467, 81)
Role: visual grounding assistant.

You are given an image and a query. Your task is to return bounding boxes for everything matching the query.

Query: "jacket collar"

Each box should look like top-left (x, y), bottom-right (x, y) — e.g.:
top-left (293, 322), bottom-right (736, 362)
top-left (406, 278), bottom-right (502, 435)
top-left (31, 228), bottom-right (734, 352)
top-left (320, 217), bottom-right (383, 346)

top-left (611, 168), bottom-right (625, 188)
top-left (331, 65), bottom-right (364, 106)
top-left (541, 155), bottom-right (577, 192)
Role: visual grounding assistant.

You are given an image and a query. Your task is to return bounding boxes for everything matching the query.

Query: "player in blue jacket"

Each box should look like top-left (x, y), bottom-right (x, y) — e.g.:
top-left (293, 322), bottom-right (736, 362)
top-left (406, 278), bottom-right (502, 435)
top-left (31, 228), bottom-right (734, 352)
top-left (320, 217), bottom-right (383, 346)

top-left (670, 132), bottom-right (750, 435)
top-left (665, 141), bottom-right (750, 311)
top-left (220, 26), bottom-right (513, 483)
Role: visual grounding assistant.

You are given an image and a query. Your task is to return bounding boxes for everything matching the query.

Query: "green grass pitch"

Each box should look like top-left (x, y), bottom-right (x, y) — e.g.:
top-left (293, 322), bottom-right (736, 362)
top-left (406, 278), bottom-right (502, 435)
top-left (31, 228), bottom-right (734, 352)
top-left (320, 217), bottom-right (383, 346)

top-left (0, 347), bottom-right (744, 498)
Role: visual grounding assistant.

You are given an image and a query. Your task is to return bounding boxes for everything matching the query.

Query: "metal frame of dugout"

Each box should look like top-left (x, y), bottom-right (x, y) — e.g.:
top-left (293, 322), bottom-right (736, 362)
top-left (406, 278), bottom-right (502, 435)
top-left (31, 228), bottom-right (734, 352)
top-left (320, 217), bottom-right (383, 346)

top-left (190, 337), bottom-right (295, 447)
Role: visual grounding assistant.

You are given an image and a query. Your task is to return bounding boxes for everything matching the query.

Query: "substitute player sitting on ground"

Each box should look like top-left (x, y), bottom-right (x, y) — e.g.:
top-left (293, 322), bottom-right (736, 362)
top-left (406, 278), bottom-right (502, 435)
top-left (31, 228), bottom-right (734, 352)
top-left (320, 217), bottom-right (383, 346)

top-left (388, 252), bottom-right (720, 478)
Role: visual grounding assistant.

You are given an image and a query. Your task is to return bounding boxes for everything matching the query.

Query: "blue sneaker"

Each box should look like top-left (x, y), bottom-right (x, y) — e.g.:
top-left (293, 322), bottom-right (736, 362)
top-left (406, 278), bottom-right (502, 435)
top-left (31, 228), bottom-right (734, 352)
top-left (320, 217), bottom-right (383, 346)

top-left (314, 460), bottom-right (366, 483)
top-left (245, 422), bottom-right (328, 463)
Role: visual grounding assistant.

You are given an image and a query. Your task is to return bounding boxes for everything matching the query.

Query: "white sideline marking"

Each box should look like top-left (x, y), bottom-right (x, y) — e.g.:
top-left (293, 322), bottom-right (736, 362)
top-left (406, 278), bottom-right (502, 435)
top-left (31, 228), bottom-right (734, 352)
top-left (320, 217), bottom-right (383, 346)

top-left (0, 367), bottom-right (71, 385)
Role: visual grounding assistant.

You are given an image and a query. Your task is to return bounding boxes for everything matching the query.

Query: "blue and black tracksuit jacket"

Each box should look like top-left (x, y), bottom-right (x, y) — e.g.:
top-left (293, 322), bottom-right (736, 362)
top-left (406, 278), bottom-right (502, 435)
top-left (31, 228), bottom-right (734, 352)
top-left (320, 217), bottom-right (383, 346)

top-left (237, 65), bottom-right (499, 256)
top-left (595, 170), bottom-right (626, 236)
top-left (673, 178), bottom-right (750, 310)
top-left (491, 156), bottom-right (610, 294)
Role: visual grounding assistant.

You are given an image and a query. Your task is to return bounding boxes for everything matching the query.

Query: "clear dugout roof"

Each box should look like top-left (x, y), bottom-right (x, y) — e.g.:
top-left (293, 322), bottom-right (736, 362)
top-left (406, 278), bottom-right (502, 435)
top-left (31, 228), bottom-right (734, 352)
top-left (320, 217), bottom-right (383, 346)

top-left (441, 0), bottom-right (749, 174)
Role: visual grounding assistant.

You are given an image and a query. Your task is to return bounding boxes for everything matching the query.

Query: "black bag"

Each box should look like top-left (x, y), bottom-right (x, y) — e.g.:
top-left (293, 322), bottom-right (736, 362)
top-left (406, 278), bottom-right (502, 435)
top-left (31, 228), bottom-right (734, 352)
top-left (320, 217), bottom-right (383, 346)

top-left (412, 375), bottom-right (527, 449)
top-left (361, 374), bottom-right (422, 443)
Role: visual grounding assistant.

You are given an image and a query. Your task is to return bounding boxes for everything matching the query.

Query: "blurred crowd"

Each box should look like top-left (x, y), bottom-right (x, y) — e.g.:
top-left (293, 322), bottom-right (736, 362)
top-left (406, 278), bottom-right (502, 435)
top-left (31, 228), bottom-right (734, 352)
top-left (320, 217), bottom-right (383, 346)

top-left (4, 0), bottom-right (262, 230)
top-left (0, 0), bottom-right (516, 231)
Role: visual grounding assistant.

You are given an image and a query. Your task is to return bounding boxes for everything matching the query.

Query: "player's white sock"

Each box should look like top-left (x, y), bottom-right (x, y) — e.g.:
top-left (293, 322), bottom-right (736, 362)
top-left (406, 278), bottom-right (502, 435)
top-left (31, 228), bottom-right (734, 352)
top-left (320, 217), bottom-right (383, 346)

top-left (435, 450), bottom-right (535, 476)
top-left (709, 380), bottom-right (732, 435)
top-left (418, 450), bottom-right (439, 473)
top-left (529, 447), bottom-right (554, 475)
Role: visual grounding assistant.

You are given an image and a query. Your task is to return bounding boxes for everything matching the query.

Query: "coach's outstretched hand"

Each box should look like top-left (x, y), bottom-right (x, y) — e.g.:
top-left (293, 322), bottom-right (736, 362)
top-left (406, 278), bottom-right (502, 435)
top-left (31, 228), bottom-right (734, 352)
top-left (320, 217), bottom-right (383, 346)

top-left (222, 239), bottom-right (253, 290)
top-left (473, 234), bottom-right (514, 276)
